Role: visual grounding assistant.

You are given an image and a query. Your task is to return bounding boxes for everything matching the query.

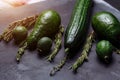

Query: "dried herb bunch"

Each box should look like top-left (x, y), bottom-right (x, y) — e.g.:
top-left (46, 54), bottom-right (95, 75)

top-left (0, 15), bottom-right (38, 42)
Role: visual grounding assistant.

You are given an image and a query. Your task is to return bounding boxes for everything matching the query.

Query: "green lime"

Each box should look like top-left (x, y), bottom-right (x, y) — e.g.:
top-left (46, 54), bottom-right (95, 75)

top-left (96, 40), bottom-right (113, 63)
top-left (13, 26), bottom-right (28, 42)
top-left (37, 37), bottom-right (52, 53)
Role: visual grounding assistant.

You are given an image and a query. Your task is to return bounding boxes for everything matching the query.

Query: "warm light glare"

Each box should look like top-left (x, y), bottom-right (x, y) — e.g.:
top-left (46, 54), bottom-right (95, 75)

top-left (3, 0), bottom-right (29, 7)
top-left (0, 0), bottom-right (45, 8)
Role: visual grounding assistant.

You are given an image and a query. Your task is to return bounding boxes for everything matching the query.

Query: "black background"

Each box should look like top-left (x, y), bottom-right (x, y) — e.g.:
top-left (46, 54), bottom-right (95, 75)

top-left (105, 0), bottom-right (120, 10)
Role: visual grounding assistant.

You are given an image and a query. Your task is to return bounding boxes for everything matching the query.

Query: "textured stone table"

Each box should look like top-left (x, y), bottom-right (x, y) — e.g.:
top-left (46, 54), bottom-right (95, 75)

top-left (0, 0), bottom-right (120, 80)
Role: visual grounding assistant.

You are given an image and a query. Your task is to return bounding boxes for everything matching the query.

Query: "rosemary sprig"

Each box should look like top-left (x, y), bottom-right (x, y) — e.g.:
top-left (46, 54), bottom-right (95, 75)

top-left (16, 42), bottom-right (28, 63)
top-left (70, 31), bottom-right (95, 72)
top-left (0, 15), bottom-right (38, 42)
top-left (49, 48), bottom-right (69, 76)
top-left (47, 26), bottom-right (64, 62)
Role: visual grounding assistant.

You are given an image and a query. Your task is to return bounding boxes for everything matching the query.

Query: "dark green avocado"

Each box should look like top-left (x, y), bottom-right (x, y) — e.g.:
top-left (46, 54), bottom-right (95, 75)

top-left (92, 11), bottom-right (120, 47)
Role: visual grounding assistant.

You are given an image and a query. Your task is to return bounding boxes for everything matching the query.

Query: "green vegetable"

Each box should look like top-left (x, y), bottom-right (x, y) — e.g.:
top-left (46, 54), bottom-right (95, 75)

top-left (13, 26), bottom-right (28, 42)
top-left (27, 10), bottom-right (61, 49)
top-left (37, 37), bottom-right (52, 53)
top-left (96, 40), bottom-right (113, 63)
top-left (16, 10), bottom-right (61, 63)
top-left (64, 0), bottom-right (91, 50)
top-left (50, 0), bottom-right (92, 76)
top-left (92, 11), bottom-right (120, 47)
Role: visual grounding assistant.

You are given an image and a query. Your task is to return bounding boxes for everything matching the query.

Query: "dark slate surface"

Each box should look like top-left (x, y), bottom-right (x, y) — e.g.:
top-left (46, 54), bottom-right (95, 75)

top-left (0, 0), bottom-right (120, 80)
top-left (105, 0), bottom-right (120, 10)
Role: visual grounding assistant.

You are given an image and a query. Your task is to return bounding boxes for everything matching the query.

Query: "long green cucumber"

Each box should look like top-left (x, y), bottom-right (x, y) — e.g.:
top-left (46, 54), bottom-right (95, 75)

top-left (50, 0), bottom-right (92, 76)
top-left (64, 0), bottom-right (91, 51)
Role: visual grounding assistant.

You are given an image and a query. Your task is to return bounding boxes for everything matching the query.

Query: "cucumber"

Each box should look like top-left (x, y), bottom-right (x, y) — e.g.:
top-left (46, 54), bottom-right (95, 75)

top-left (92, 12), bottom-right (120, 47)
top-left (16, 10), bottom-right (61, 63)
top-left (50, 0), bottom-right (92, 76)
top-left (64, 0), bottom-right (91, 51)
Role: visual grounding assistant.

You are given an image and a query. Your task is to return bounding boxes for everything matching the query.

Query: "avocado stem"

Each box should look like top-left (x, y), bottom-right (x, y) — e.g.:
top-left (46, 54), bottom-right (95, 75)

top-left (104, 56), bottom-right (109, 63)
